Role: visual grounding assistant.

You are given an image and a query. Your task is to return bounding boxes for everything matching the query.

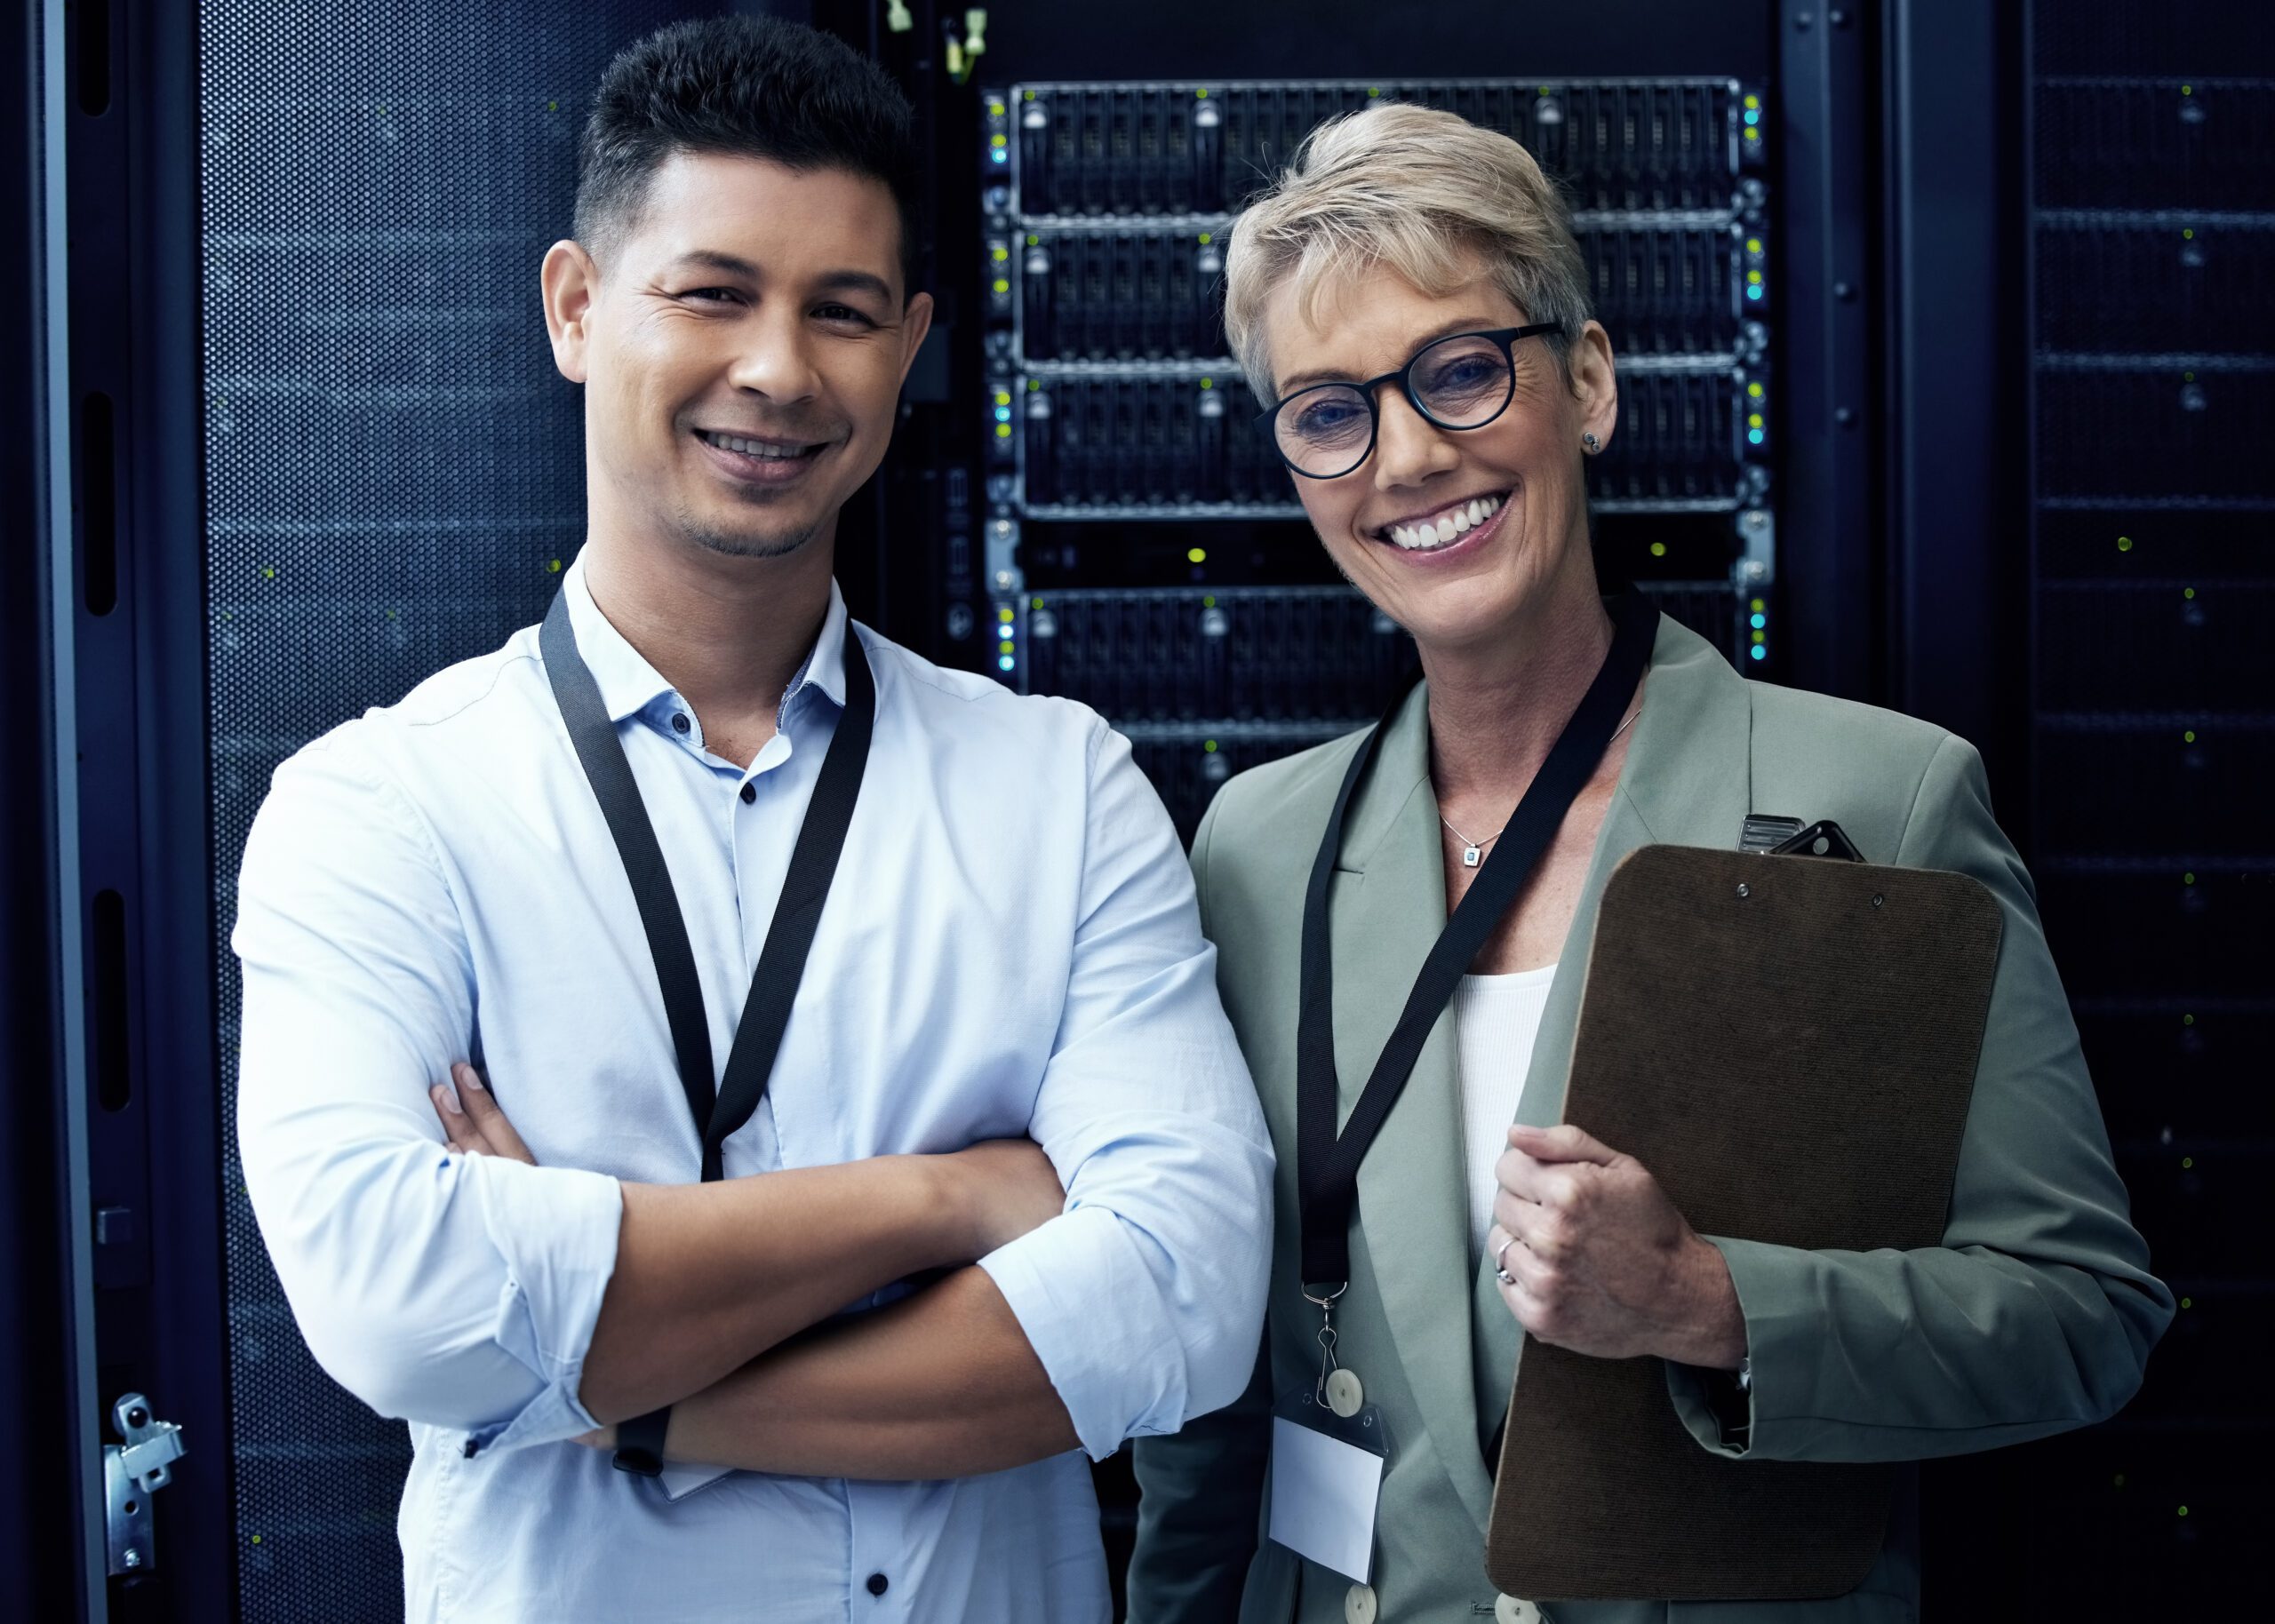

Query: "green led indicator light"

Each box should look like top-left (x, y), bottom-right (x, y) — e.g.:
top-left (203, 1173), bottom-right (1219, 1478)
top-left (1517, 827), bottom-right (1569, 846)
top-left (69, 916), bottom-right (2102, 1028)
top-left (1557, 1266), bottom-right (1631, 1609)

top-left (2182, 1156), bottom-right (2195, 1168)
top-left (1199, 377), bottom-right (1214, 389)
top-left (2183, 586), bottom-right (2197, 600)
top-left (991, 132), bottom-right (1007, 147)
top-left (1744, 127), bottom-right (1760, 141)
top-left (993, 246), bottom-right (1010, 261)
top-left (1744, 94), bottom-right (1760, 109)
top-left (2181, 84), bottom-right (2192, 95)
top-left (1203, 739), bottom-right (1218, 752)
top-left (1752, 629), bottom-right (1767, 645)
top-left (1024, 90), bottom-right (1034, 100)
top-left (2114, 1474), bottom-right (2127, 1487)
top-left (1748, 412), bottom-right (1764, 429)
top-left (1750, 597), bottom-right (1765, 612)
top-left (2183, 1013), bottom-right (2195, 1025)
top-left (2183, 227), bottom-right (2195, 240)
top-left (1649, 541), bottom-right (1667, 557)
top-left (1746, 237), bottom-right (1762, 254)
top-left (995, 424), bottom-right (1011, 439)
top-left (2181, 1297), bottom-right (2193, 1310)
top-left (2178, 1506), bottom-right (2190, 1517)
top-left (2118, 535), bottom-right (2133, 552)
top-left (1026, 233), bottom-right (1039, 246)
top-left (1369, 87), bottom-right (1381, 99)
top-left (999, 640), bottom-right (1016, 657)
top-left (1198, 232), bottom-right (1213, 244)
top-left (1187, 547), bottom-right (1207, 563)
top-left (1747, 382), bottom-right (1764, 399)
top-left (1032, 595), bottom-right (1045, 609)
top-left (2184, 729), bottom-right (2197, 743)
top-left (2183, 872), bottom-right (2196, 886)
top-left (992, 278), bottom-right (1010, 294)
top-left (1195, 87), bottom-right (1209, 99)
top-left (1202, 595), bottom-right (1217, 608)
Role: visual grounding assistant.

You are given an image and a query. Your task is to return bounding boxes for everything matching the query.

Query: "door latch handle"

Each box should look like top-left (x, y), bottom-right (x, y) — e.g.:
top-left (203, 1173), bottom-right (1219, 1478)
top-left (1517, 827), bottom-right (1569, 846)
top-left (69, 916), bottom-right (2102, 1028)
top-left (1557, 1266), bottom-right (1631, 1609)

top-left (104, 1392), bottom-right (187, 1576)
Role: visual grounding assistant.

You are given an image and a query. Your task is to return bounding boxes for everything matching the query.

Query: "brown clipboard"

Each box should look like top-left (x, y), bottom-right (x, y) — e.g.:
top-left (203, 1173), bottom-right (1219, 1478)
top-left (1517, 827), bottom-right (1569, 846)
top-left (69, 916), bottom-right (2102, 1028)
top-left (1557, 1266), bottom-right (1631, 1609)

top-left (1484, 843), bottom-right (2004, 1601)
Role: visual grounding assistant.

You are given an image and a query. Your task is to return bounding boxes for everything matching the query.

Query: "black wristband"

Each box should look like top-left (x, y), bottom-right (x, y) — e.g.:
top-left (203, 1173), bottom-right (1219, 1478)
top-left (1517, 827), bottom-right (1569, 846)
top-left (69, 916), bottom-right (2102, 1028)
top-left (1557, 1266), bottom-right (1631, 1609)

top-left (611, 1405), bottom-right (671, 1477)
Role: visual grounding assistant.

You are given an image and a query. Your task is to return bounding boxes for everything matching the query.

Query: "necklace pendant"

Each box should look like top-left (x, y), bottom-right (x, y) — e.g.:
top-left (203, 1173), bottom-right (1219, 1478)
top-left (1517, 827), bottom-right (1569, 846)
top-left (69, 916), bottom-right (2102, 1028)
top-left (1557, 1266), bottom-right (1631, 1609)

top-left (1463, 844), bottom-right (1482, 868)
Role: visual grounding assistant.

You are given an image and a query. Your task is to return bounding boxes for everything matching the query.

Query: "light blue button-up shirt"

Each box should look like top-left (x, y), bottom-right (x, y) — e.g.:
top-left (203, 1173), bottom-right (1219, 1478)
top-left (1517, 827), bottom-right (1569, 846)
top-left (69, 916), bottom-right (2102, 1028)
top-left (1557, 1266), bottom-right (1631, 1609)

top-left (233, 555), bottom-right (1273, 1623)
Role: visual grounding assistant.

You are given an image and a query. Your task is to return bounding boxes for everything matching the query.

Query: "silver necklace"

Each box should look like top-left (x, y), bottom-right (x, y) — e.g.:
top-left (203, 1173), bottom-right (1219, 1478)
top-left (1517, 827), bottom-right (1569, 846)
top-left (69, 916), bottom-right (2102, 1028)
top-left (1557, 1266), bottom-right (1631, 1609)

top-left (1439, 704), bottom-right (1643, 868)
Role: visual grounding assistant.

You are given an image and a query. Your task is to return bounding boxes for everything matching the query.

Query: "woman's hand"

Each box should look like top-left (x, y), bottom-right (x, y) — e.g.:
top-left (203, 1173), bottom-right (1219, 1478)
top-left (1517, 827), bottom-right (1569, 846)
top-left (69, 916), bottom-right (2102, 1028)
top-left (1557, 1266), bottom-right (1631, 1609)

top-left (429, 1063), bottom-right (538, 1166)
top-left (1488, 1121), bottom-right (1746, 1370)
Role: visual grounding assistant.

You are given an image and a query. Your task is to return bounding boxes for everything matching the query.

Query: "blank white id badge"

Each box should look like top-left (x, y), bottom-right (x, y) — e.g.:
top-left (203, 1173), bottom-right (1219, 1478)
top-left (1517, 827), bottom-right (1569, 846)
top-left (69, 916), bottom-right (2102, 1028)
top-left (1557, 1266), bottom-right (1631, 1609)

top-left (1268, 1386), bottom-right (1391, 1583)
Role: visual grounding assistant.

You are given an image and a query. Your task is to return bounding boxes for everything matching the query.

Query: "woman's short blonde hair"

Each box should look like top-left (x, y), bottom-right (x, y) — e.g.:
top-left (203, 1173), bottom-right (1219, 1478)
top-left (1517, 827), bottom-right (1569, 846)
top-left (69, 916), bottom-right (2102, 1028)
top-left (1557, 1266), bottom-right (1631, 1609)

top-left (1223, 102), bottom-right (1592, 402)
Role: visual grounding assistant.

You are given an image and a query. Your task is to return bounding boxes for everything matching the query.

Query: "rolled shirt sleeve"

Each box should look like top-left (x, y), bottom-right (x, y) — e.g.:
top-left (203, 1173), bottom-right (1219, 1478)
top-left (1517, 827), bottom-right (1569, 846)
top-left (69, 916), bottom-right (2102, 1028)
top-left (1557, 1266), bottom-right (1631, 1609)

top-left (978, 722), bottom-right (1274, 1461)
top-left (1664, 734), bottom-right (2174, 1461)
top-left (234, 730), bottom-right (622, 1450)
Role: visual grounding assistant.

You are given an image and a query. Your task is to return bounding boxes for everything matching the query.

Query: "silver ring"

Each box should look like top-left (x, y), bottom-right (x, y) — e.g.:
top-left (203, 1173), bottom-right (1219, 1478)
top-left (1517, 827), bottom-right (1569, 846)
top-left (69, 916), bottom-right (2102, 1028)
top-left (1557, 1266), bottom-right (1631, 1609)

top-left (1494, 1234), bottom-right (1519, 1286)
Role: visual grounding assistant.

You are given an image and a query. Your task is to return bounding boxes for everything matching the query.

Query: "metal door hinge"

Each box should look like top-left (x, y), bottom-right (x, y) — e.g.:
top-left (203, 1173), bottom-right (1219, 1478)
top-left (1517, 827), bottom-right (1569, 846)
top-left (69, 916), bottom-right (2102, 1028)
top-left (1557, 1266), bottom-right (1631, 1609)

top-left (104, 1393), bottom-right (187, 1576)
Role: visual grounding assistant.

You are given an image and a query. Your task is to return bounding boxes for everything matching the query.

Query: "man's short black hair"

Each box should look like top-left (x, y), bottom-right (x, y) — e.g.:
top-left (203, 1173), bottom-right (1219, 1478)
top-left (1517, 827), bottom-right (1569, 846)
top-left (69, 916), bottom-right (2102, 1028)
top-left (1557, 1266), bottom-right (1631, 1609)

top-left (574, 16), bottom-right (922, 296)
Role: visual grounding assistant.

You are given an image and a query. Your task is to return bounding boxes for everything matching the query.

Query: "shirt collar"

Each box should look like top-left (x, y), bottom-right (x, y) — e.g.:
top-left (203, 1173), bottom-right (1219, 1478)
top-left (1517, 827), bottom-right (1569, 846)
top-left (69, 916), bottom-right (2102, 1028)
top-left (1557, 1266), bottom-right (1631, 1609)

top-left (562, 552), bottom-right (851, 726)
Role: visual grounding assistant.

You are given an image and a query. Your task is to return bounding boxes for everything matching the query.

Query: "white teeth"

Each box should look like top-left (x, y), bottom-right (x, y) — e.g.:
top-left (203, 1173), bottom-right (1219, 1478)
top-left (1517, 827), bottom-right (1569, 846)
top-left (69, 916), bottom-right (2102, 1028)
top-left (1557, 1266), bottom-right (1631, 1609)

top-left (1381, 492), bottom-right (1507, 551)
top-left (710, 433), bottom-right (805, 460)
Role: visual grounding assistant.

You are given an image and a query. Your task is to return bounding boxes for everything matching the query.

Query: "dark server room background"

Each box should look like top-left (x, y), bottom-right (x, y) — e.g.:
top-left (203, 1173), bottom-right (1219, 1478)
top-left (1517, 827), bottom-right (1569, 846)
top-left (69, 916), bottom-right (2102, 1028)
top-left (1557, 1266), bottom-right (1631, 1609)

top-left (4, 0), bottom-right (2267, 1619)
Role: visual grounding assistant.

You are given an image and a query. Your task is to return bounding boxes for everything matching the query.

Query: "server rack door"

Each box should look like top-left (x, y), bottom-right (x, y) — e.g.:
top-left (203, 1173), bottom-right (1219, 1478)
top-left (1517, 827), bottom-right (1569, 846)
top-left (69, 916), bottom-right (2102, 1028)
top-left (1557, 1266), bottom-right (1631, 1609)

top-left (191, 5), bottom-right (705, 1617)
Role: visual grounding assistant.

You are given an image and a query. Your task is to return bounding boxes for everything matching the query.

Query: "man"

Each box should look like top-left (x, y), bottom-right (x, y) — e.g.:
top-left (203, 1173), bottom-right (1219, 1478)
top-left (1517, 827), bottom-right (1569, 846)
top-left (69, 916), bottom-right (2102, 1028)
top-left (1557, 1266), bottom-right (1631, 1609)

top-left (234, 18), bottom-right (1272, 1621)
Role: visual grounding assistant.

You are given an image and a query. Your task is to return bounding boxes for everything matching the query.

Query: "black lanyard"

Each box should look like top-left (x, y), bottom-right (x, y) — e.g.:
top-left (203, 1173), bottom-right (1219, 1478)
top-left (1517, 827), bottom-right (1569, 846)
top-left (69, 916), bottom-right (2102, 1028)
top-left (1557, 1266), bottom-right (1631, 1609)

top-left (541, 584), bottom-right (874, 1478)
top-left (539, 585), bottom-right (875, 1184)
top-left (1295, 592), bottom-right (1659, 1287)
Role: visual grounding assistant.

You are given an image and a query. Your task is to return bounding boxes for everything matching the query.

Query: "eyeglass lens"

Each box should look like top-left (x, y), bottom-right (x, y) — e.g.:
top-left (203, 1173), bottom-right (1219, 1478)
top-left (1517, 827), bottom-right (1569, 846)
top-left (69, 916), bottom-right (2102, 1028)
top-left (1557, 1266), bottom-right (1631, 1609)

top-left (1273, 330), bottom-right (1516, 477)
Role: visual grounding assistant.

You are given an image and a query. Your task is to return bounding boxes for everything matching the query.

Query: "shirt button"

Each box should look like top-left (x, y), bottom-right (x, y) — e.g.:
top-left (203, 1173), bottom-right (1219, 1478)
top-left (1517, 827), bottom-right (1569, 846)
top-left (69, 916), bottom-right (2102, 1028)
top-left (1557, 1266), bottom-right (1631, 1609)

top-left (1497, 1596), bottom-right (1545, 1624)
top-left (866, 1572), bottom-right (889, 1596)
top-left (739, 781), bottom-right (756, 804)
top-left (1343, 1582), bottom-right (1376, 1624)
top-left (671, 712), bottom-right (690, 734)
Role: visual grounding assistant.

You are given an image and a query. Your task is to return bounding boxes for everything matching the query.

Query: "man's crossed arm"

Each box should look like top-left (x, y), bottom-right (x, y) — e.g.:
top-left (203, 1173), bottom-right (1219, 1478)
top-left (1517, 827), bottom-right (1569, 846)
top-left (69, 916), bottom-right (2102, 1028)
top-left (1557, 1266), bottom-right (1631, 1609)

top-left (433, 1064), bottom-right (1080, 1477)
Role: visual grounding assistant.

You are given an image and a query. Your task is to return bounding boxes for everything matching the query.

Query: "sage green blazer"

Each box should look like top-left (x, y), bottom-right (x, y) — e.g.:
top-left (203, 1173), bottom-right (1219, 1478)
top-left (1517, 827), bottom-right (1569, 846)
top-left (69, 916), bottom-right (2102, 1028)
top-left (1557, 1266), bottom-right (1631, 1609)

top-left (1127, 614), bottom-right (2171, 1624)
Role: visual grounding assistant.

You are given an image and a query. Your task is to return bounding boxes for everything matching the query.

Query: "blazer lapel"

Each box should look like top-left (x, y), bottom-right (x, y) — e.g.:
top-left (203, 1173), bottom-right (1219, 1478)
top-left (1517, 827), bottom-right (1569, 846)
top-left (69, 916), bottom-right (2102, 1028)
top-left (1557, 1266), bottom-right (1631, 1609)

top-left (1325, 687), bottom-right (1497, 1529)
top-left (1468, 614), bottom-right (1758, 1444)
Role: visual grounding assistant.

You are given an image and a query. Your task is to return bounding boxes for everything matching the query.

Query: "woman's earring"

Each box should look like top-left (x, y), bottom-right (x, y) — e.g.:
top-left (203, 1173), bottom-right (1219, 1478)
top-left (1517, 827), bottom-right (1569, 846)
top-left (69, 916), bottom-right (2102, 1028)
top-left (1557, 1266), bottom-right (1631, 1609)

top-left (1582, 433), bottom-right (1601, 454)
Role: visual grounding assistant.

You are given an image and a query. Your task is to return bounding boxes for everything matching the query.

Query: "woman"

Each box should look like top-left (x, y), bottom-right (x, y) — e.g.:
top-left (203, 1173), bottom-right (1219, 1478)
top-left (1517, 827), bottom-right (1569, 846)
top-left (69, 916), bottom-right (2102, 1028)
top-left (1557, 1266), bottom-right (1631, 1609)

top-left (1126, 104), bottom-right (2167, 1624)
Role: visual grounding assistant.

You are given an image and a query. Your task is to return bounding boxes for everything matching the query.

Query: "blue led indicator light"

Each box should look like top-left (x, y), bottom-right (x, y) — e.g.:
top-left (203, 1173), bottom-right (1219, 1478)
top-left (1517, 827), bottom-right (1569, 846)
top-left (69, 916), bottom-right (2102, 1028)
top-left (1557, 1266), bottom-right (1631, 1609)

top-left (997, 655), bottom-right (1016, 671)
top-left (1748, 427), bottom-right (1766, 445)
top-left (1751, 613), bottom-right (1767, 629)
top-left (1744, 109), bottom-right (1760, 125)
top-left (994, 407), bottom-right (1010, 422)
top-left (1749, 645), bottom-right (1767, 662)
top-left (1746, 284), bottom-right (1763, 301)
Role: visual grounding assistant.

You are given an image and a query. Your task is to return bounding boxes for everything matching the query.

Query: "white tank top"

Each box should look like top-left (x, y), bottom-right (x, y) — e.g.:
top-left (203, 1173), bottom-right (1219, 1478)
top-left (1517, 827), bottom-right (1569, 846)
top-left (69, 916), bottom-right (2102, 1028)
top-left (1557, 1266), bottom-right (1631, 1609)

top-left (1453, 964), bottom-right (1560, 1257)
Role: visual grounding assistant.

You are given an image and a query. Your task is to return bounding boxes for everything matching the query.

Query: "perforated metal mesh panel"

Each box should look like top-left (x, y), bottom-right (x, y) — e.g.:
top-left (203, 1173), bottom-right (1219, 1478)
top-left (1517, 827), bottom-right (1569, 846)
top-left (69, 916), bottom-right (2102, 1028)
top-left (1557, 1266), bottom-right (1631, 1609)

top-left (198, 4), bottom-right (698, 1615)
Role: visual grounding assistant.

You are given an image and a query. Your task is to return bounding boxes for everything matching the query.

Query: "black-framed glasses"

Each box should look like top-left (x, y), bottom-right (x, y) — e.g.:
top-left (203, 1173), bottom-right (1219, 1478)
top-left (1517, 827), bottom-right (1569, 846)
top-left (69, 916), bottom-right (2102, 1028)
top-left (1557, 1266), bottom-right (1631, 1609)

top-left (1260, 323), bottom-right (1565, 480)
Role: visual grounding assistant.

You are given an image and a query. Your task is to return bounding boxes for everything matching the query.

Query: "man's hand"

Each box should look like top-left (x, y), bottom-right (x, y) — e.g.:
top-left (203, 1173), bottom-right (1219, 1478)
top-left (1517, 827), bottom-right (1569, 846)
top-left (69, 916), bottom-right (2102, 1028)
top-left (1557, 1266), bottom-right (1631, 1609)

top-left (430, 1063), bottom-right (537, 1165)
top-left (943, 1138), bottom-right (1067, 1256)
top-left (1487, 1121), bottom-right (1746, 1370)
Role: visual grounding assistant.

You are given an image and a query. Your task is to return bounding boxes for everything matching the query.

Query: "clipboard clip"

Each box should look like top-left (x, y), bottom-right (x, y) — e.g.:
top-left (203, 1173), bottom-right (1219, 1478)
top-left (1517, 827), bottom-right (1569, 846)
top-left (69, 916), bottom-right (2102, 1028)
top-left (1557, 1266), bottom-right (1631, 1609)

top-left (1767, 819), bottom-right (1864, 862)
top-left (1743, 816), bottom-right (1864, 863)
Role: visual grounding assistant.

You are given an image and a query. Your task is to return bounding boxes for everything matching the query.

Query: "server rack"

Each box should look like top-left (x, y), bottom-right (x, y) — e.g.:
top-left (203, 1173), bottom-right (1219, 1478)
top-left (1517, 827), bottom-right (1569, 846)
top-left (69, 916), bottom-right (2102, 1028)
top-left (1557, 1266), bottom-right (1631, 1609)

top-left (971, 76), bottom-right (1778, 837)
top-left (2000, 4), bottom-right (2274, 1614)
